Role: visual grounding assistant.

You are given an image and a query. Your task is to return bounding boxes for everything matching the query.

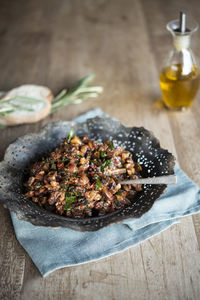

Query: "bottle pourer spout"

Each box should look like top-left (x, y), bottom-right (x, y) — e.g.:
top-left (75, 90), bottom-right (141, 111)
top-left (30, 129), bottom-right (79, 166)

top-left (179, 11), bottom-right (186, 33)
top-left (167, 13), bottom-right (198, 50)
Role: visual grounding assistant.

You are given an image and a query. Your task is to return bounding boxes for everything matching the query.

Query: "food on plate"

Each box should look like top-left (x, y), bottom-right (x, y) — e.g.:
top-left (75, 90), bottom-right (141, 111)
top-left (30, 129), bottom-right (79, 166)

top-left (24, 131), bottom-right (142, 218)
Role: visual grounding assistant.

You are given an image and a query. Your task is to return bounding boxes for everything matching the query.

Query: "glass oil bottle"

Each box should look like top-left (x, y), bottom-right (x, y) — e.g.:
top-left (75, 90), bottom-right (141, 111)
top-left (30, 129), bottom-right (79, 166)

top-left (160, 12), bottom-right (200, 110)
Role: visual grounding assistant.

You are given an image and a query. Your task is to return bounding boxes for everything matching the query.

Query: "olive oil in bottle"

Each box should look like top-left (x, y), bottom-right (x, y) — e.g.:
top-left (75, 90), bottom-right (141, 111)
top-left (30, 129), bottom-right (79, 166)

top-left (160, 63), bottom-right (200, 109)
top-left (160, 12), bottom-right (199, 110)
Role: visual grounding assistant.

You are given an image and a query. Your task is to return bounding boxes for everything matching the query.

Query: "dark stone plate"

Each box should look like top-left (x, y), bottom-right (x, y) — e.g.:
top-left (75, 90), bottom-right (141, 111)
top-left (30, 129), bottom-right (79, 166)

top-left (0, 116), bottom-right (175, 231)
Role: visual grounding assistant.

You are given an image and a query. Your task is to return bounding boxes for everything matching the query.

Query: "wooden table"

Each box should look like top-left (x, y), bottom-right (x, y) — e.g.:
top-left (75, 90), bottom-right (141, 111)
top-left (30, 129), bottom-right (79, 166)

top-left (1, 0), bottom-right (200, 299)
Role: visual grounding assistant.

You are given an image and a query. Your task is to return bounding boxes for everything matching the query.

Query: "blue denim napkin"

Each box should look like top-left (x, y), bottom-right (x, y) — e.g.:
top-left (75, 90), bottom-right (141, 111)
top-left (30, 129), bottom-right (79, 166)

top-left (11, 109), bottom-right (200, 277)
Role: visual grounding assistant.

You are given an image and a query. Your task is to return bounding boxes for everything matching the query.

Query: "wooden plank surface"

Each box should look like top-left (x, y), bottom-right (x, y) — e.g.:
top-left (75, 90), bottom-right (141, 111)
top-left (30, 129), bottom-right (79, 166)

top-left (0, 0), bottom-right (200, 299)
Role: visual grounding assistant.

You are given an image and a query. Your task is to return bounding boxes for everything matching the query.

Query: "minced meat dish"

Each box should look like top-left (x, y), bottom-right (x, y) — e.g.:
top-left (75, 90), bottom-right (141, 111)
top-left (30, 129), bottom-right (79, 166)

top-left (24, 131), bottom-right (142, 218)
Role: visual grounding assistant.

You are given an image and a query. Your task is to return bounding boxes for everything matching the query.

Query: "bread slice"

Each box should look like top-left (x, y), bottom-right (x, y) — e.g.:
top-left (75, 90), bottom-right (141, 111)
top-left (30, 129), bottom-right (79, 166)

top-left (0, 84), bottom-right (54, 126)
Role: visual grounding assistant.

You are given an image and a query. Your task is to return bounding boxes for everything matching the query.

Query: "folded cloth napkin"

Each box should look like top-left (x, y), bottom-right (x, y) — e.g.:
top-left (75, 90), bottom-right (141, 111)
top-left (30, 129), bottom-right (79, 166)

top-left (11, 109), bottom-right (200, 277)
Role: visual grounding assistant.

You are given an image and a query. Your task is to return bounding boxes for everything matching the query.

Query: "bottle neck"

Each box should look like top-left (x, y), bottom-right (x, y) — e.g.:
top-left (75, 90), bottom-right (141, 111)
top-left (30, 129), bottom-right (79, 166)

top-left (173, 34), bottom-right (191, 51)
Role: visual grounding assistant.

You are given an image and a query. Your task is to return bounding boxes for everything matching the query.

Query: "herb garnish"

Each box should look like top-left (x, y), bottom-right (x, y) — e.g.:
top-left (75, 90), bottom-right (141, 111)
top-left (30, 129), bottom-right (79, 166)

top-left (100, 159), bottom-right (113, 171)
top-left (64, 187), bottom-right (84, 209)
top-left (61, 184), bottom-right (69, 190)
top-left (67, 130), bottom-right (74, 143)
top-left (95, 177), bottom-right (103, 190)
top-left (36, 184), bottom-right (42, 189)
top-left (108, 141), bottom-right (114, 150)
top-left (51, 74), bottom-right (103, 113)
top-left (0, 74), bottom-right (103, 129)
top-left (100, 151), bottom-right (106, 158)
top-left (64, 195), bottom-right (77, 210)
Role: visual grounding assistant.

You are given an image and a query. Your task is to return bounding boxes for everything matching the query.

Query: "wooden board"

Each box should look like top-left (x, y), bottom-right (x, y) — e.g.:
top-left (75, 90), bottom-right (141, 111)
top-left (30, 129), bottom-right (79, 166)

top-left (0, 0), bottom-right (200, 299)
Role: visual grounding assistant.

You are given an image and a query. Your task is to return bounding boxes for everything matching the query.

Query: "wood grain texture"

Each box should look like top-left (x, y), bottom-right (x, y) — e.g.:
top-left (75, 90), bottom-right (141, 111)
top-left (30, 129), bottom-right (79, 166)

top-left (0, 0), bottom-right (200, 299)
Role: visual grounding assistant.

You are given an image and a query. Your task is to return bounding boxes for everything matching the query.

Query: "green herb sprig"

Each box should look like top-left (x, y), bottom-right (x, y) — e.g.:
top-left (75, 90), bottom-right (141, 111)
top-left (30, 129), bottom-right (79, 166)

top-left (51, 74), bottom-right (103, 112)
top-left (64, 195), bottom-right (77, 210)
top-left (95, 177), bottom-right (103, 190)
top-left (100, 151), bottom-right (106, 158)
top-left (100, 159), bottom-right (113, 172)
top-left (67, 130), bottom-right (74, 143)
top-left (0, 96), bottom-right (45, 117)
top-left (0, 74), bottom-right (103, 128)
top-left (108, 141), bottom-right (114, 150)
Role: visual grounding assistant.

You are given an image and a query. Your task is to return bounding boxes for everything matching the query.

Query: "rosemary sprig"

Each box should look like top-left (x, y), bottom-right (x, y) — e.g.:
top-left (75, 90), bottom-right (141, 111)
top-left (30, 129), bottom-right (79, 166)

top-left (0, 74), bottom-right (103, 127)
top-left (51, 74), bottom-right (103, 113)
top-left (0, 96), bottom-right (45, 117)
